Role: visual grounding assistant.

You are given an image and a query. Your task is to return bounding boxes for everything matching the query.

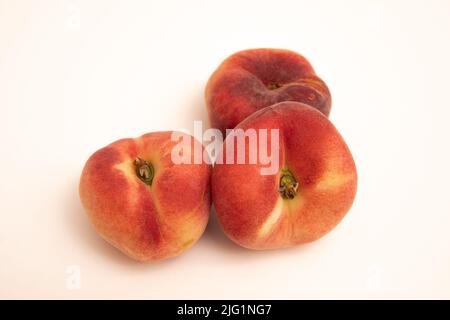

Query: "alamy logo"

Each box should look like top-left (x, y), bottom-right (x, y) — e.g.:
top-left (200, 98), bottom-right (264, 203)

top-left (65, 265), bottom-right (81, 290)
top-left (171, 121), bottom-right (280, 175)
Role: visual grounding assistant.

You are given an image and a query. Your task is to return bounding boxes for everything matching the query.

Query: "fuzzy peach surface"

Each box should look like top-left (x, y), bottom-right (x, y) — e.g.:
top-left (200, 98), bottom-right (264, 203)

top-left (205, 48), bottom-right (332, 134)
top-left (79, 132), bottom-right (211, 262)
top-left (212, 102), bottom-right (357, 250)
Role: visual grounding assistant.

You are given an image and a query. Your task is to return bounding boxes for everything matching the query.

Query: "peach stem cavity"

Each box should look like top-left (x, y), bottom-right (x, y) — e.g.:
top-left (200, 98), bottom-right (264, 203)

top-left (267, 82), bottom-right (282, 90)
top-left (134, 157), bottom-right (154, 186)
top-left (279, 168), bottom-right (299, 199)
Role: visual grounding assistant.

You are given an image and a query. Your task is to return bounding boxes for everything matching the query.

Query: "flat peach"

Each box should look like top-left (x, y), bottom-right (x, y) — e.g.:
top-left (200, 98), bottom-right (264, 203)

top-left (212, 102), bottom-right (356, 250)
top-left (206, 48), bottom-right (331, 134)
top-left (79, 131), bottom-right (211, 262)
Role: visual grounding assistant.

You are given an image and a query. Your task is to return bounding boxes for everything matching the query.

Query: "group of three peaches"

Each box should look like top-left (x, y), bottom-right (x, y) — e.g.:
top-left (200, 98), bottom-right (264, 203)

top-left (79, 48), bottom-right (357, 262)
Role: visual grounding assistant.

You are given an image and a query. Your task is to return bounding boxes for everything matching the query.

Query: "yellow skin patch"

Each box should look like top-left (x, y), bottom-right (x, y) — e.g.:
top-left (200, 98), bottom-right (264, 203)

top-left (257, 170), bottom-right (350, 240)
top-left (257, 195), bottom-right (305, 239)
top-left (315, 171), bottom-right (353, 191)
top-left (114, 161), bottom-right (138, 183)
top-left (258, 198), bottom-right (284, 238)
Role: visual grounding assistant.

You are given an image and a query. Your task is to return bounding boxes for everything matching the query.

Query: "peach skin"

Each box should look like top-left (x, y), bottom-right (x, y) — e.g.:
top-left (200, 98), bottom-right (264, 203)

top-left (212, 102), bottom-right (357, 250)
top-left (79, 131), bottom-right (211, 262)
top-left (205, 48), bottom-right (331, 134)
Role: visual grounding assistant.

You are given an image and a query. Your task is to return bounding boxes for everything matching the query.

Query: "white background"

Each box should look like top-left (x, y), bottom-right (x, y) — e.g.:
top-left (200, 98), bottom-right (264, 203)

top-left (1, 0), bottom-right (449, 299)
